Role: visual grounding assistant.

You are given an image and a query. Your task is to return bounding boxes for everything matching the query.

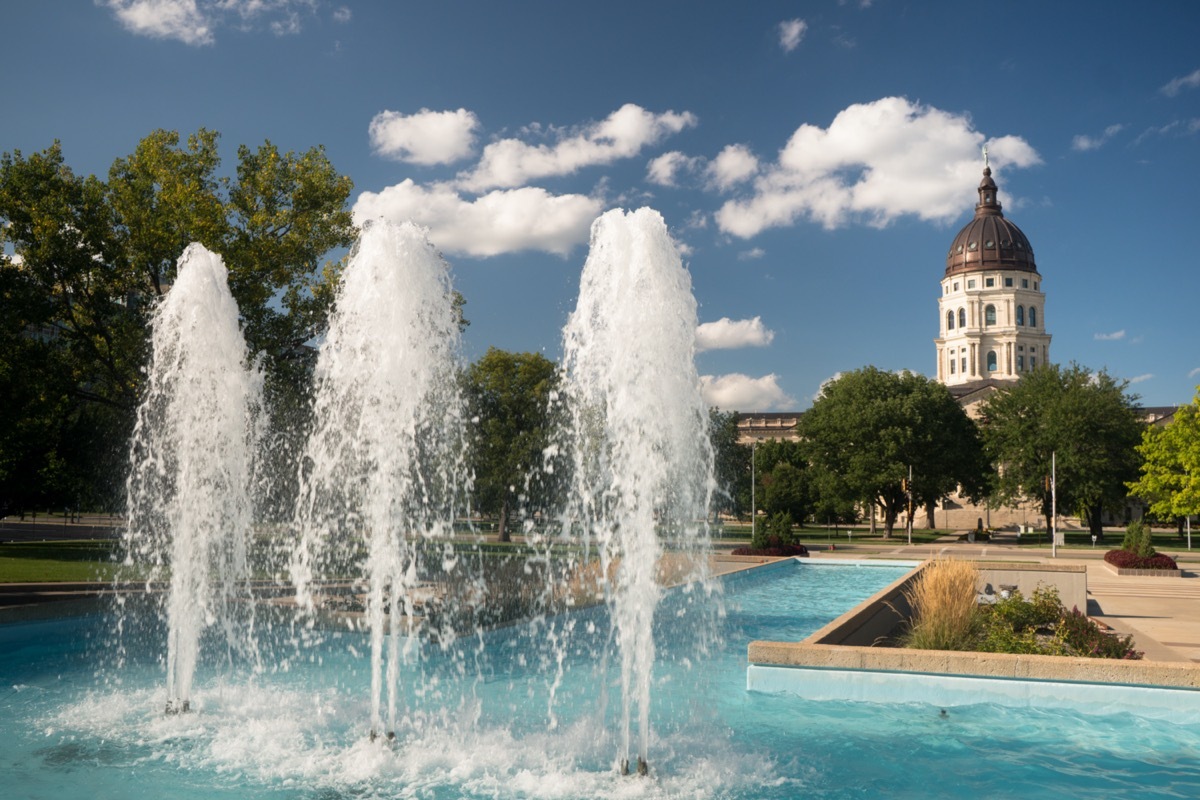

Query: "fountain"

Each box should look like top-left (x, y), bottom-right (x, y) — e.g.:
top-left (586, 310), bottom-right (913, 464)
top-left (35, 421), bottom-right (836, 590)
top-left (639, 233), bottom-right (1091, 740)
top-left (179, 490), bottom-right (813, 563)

top-left (123, 242), bottom-right (264, 714)
top-left (6, 209), bottom-right (1200, 797)
top-left (556, 207), bottom-right (715, 773)
top-left (290, 219), bottom-right (468, 740)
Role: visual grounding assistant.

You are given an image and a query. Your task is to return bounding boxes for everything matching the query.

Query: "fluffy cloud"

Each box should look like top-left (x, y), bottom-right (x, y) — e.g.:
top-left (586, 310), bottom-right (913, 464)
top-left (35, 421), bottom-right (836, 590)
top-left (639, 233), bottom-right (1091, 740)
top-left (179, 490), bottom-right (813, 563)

top-left (1071, 124), bottom-right (1125, 152)
top-left (646, 151), bottom-right (702, 187)
top-left (101, 0), bottom-right (319, 44)
top-left (700, 373), bottom-right (795, 411)
top-left (1094, 329), bottom-right (1126, 341)
top-left (714, 97), bottom-right (1041, 237)
top-left (102, 0), bottom-right (213, 45)
top-left (778, 18), bottom-right (807, 52)
top-left (369, 108), bottom-right (480, 165)
top-left (1128, 373), bottom-right (1154, 384)
top-left (706, 144), bottom-right (759, 191)
top-left (695, 317), bottom-right (775, 351)
top-left (737, 247), bottom-right (765, 261)
top-left (353, 180), bottom-right (602, 257)
top-left (1161, 68), bottom-right (1200, 97)
top-left (457, 104), bottom-right (697, 191)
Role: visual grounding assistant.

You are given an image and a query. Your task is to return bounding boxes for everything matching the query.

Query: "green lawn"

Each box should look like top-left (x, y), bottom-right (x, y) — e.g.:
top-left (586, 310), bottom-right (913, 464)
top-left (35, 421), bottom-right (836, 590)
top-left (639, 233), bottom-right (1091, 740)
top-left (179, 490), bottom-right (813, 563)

top-left (0, 541), bottom-right (121, 583)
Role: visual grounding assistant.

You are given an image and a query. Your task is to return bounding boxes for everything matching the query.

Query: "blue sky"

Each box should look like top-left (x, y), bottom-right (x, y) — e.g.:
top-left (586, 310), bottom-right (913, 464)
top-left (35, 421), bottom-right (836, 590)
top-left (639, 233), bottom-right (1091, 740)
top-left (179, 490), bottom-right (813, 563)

top-left (4, 1), bottom-right (1200, 410)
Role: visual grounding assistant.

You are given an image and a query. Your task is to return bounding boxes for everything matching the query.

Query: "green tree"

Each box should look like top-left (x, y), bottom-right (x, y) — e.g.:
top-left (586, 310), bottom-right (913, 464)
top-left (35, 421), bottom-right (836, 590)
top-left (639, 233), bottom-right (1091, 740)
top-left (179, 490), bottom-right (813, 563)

top-left (1128, 388), bottom-right (1200, 530)
top-left (465, 348), bottom-right (560, 543)
top-left (754, 439), bottom-right (810, 524)
top-left (0, 131), bottom-right (355, 512)
top-left (979, 363), bottom-right (1144, 540)
top-left (708, 409), bottom-right (750, 521)
top-left (799, 367), bottom-right (987, 538)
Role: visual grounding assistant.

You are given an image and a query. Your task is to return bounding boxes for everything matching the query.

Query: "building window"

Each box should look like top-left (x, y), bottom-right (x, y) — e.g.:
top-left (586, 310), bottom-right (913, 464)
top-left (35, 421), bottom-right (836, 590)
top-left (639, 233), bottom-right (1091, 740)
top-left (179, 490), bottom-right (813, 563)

top-left (967, 279), bottom-right (976, 289)
top-left (1018, 344), bottom-right (1025, 351)
top-left (1017, 355), bottom-right (1025, 371)
top-left (1034, 282), bottom-right (1039, 290)
top-left (1029, 306), bottom-right (1037, 327)
top-left (985, 277), bottom-right (995, 287)
top-left (953, 282), bottom-right (959, 291)
top-left (1030, 356), bottom-right (1037, 369)
top-left (1022, 279), bottom-right (1029, 288)
top-left (958, 308), bottom-right (966, 328)
top-left (946, 310), bottom-right (954, 330)
top-left (961, 357), bottom-right (967, 373)
top-left (987, 350), bottom-right (998, 372)
top-left (950, 358), bottom-right (956, 375)
top-left (1005, 277), bottom-right (1013, 287)
top-left (985, 305), bottom-right (996, 326)
top-left (1016, 306), bottom-right (1025, 326)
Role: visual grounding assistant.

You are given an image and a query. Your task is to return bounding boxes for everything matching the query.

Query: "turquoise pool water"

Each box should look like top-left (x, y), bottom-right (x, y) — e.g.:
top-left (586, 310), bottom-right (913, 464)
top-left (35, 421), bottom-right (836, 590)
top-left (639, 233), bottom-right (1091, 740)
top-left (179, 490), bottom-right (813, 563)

top-left (3, 561), bottom-right (1200, 798)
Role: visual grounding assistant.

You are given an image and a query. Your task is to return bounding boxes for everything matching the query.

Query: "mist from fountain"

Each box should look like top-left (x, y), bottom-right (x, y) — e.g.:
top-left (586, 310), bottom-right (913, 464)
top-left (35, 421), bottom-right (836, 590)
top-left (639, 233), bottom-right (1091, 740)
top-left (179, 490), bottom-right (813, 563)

top-left (123, 243), bottom-right (265, 712)
top-left (556, 207), bottom-right (715, 769)
top-left (290, 219), bottom-right (469, 737)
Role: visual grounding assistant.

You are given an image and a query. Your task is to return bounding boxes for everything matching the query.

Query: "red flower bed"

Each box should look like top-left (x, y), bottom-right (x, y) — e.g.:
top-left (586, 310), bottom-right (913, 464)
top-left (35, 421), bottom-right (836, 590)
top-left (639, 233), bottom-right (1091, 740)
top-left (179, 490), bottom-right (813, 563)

top-left (1104, 549), bottom-right (1178, 570)
top-left (730, 544), bottom-right (809, 557)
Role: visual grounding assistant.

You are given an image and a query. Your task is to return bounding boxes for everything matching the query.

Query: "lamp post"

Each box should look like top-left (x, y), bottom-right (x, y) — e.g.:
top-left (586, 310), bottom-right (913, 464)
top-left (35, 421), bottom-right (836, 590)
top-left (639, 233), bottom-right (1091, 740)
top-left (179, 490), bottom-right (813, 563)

top-left (750, 438), bottom-right (757, 543)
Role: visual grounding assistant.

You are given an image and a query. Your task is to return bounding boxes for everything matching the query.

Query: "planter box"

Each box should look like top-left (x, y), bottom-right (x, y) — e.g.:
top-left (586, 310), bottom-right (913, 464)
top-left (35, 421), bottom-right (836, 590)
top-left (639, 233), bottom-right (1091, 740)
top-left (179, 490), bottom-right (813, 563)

top-left (1103, 562), bottom-right (1183, 578)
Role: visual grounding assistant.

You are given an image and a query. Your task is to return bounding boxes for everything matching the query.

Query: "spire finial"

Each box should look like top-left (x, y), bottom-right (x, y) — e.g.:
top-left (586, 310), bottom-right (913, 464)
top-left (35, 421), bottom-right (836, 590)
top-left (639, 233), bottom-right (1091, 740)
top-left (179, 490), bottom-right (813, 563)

top-left (982, 144), bottom-right (989, 168)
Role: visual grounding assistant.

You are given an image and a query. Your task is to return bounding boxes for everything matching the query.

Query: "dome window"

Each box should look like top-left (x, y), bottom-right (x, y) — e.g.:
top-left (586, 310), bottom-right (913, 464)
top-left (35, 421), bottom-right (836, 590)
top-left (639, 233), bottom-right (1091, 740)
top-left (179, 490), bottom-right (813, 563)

top-left (1016, 242), bottom-right (1024, 249)
top-left (985, 240), bottom-right (995, 249)
top-left (1029, 306), bottom-right (1037, 327)
top-left (958, 308), bottom-right (966, 328)
top-left (968, 241), bottom-right (979, 251)
top-left (1002, 239), bottom-right (1012, 247)
top-left (947, 311), bottom-right (955, 330)
top-left (1016, 306), bottom-right (1025, 326)
top-left (956, 244), bottom-right (964, 254)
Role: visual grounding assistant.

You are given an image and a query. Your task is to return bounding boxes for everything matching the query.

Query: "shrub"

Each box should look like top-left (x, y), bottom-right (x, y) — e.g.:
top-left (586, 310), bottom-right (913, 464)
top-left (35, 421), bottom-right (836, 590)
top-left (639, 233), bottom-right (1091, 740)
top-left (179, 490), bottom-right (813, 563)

top-left (730, 543), bottom-right (809, 557)
top-left (1054, 607), bottom-right (1141, 659)
top-left (1121, 520), bottom-right (1145, 553)
top-left (766, 511), bottom-right (796, 546)
top-left (1104, 549), bottom-right (1178, 570)
top-left (900, 559), bottom-right (980, 651)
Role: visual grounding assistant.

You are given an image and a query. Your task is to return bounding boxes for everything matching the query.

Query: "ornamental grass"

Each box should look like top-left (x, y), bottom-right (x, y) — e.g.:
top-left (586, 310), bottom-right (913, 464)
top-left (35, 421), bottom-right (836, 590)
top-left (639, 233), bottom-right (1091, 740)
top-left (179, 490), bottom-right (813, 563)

top-left (900, 558), bottom-right (980, 651)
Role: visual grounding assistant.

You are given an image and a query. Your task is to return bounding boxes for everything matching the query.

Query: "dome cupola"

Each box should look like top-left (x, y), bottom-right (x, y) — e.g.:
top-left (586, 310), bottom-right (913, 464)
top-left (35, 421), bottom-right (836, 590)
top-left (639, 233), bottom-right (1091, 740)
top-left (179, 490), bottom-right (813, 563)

top-left (945, 166), bottom-right (1037, 276)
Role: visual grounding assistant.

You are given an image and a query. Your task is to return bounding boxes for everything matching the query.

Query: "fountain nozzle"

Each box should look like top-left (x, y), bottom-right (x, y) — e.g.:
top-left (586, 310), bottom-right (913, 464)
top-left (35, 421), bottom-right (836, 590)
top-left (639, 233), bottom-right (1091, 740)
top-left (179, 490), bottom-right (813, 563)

top-left (164, 699), bottom-right (191, 715)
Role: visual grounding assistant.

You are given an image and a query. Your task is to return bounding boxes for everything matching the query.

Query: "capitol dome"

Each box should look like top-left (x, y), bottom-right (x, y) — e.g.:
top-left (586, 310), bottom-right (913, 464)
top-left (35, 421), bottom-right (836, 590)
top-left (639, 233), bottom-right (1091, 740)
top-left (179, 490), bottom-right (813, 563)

top-left (945, 167), bottom-right (1037, 277)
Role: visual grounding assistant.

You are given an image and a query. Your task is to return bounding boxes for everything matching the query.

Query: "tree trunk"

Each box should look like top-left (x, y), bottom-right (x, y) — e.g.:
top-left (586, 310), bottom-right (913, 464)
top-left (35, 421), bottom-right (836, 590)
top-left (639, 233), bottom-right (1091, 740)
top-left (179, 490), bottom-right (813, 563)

top-left (925, 499), bottom-right (936, 530)
top-left (1088, 502), bottom-right (1105, 542)
top-left (497, 498), bottom-right (511, 543)
top-left (883, 505), bottom-right (897, 539)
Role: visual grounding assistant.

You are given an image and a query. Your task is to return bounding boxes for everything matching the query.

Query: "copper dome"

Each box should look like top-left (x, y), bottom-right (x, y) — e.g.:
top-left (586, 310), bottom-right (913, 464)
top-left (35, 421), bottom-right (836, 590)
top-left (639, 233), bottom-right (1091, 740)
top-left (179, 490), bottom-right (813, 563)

top-left (945, 167), bottom-right (1037, 277)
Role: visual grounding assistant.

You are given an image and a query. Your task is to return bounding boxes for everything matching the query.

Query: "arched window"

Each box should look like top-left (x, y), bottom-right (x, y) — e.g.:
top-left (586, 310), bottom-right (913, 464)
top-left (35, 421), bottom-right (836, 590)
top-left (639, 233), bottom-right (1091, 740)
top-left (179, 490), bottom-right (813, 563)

top-left (958, 308), bottom-right (966, 329)
top-left (985, 305), bottom-right (996, 326)
top-left (1029, 306), bottom-right (1037, 327)
top-left (947, 310), bottom-right (954, 331)
top-left (986, 350), bottom-right (998, 372)
top-left (1016, 306), bottom-right (1025, 326)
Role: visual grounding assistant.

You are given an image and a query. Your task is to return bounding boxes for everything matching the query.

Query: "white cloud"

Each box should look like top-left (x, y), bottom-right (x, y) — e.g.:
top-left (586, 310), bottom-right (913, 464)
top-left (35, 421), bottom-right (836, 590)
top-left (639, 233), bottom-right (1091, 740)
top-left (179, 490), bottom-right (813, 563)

top-left (369, 108), bottom-right (480, 166)
top-left (695, 317), bottom-right (775, 351)
top-left (102, 0), bottom-right (213, 45)
top-left (738, 247), bottom-right (765, 261)
top-left (332, 6), bottom-right (351, 23)
top-left (778, 18), bottom-right (807, 52)
top-left (1128, 373), bottom-right (1154, 384)
top-left (706, 144), bottom-right (759, 191)
top-left (457, 104), bottom-right (698, 191)
top-left (101, 0), bottom-right (316, 44)
top-left (352, 181), bottom-right (602, 257)
top-left (1094, 329), bottom-right (1126, 341)
top-left (700, 373), bottom-right (794, 411)
top-left (646, 151), bottom-right (702, 187)
top-left (1161, 68), bottom-right (1200, 97)
top-left (1071, 124), bottom-right (1125, 152)
top-left (714, 97), bottom-right (1042, 237)
top-left (1189, 367), bottom-right (1200, 379)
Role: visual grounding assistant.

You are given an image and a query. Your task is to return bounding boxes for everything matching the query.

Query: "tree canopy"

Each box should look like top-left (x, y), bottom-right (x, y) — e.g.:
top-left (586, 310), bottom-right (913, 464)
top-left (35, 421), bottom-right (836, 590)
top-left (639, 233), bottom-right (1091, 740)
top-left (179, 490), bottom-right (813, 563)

top-left (798, 366), bottom-right (987, 537)
top-left (979, 363), bottom-right (1144, 539)
top-left (464, 348), bottom-right (560, 542)
top-left (0, 130), bottom-right (355, 512)
top-left (1128, 388), bottom-right (1200, 525)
